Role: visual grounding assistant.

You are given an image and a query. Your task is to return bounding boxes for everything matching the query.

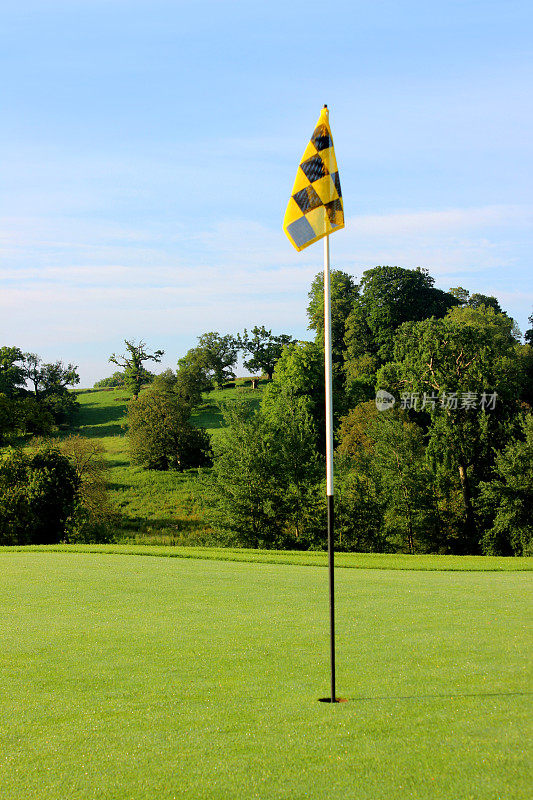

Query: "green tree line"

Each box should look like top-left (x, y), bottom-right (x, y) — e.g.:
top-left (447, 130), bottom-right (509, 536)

top-left (1, 268), bottom-right (532, 554)
top-left (113, 268), bottom-right (532, 555)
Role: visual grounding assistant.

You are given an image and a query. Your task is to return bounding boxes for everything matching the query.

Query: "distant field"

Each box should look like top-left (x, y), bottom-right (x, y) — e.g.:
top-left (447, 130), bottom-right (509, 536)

top-left (1, 549), bottom-right (531, 800)
top-left (72, 382), bottom-right (262, 543)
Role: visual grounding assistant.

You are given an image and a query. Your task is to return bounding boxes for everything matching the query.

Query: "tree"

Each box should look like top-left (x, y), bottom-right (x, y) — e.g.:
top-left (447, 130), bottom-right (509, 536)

top-left (450, 286), bottom-right (503, 314)
top-left (17, 396), bottom-right (55, 435)
top-left (525, 312), bottom-right (533, 346)
top-left (151, 369), bottom-right (179, 395)
top-left (336, 400), bottom-right (379, 467)
top-left (211, 395), bottom-right (321, 547)
top-left (109, 339), bottom-right (164, 399)
top-left (372, 411), bottom-right (440, 553)
top-left (468, 293), bottom-right (503, 313)
top-left (23, 353), bottom-right (80, 398)
top-left (154, 362), bottom-right (210, 409)
top-left (379, 305), bottom-right (522, 552)
top-left (210, 401), bottom-right (284, 547)
top-left (336, 402), bottom-right (440, 553)
top-left (0, 346), bottom-right (25, 396)
top-left (344, 267), bottom-right (459, 392)
top-left (0, 445), bottom-right (79, 546)
top-left (192, 332), bottom-right (239, 388)
top-left (1, 348), bottom-right (81, 436)
top-left (0, 395), bottom-right (18, 445)
top-left (261, 340), bottom-right (326, 448)
top-left (307, 270), bottom-right (359, 364)
top-left (479, 415), bottom-right (533, 556)
top-left (265, 390), bottom-right (321, 541)
top-left (127, 390), bottom-right (211, 471)
top-left (522, 314), bottom-right (533, 409)
top-left (177, 350), bottom-right (215, 396)
top-left (449, 286), bottom-right (471, 305)
top-left (334, 467), bottom-right (386, 552)
top-left (174, 362), bottom-right (209, 407)
top-left (22, 354), bottom-right (80, 424)
top-left (237, 326), bottom-right (294, 381)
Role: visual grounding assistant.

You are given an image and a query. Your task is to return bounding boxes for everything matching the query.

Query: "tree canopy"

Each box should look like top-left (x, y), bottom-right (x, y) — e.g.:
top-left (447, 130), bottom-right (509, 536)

top-left (0, 347), bottom-right (25, 397)
top-left (180, 332), bottom-right (238, 390)
top-left (525, 312), bottom-right (533, 346)
top-left (23, 354), bottom-right (80, 398)
top-left (109, 339), bottom-right (163, 399)
top-left (449, 286), bottom-right (503, 313)
top-left (345, 266), bottom-right (458, 367)
top-left (378, 305), bottom-right (522, 551)
top-left (127, 389), bottom-right (211, 471)
top-left (237, 326), bottom-right (294, 380)
top-left (307, 270), bottom-right (359, 363)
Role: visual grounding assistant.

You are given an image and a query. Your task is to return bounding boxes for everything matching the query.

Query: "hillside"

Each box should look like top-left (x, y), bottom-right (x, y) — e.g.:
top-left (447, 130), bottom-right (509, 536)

top-left (72, 381), bottom-right (264, 544)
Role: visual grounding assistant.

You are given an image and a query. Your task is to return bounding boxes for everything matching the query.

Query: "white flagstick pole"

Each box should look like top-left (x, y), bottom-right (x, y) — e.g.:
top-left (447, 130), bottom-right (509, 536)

top-left (324, 233), bottom-right (336, 703)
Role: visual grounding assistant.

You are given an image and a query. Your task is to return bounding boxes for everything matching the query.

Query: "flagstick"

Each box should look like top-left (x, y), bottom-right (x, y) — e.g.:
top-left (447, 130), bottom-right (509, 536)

top-left (324, 233), bottom-right (336, 703)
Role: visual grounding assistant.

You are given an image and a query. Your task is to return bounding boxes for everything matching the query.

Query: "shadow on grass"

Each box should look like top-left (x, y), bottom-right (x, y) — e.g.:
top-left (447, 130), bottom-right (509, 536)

top-left (76, 401), bottom-right (127, 436)
top-left (82, 424), bottom-right (127, 439)
top-left (194, 405), bottom-right (225, 430)
top-left (345, 691), bottom-right (532, 703)
top-left (106, 458), bottom-right (130, 468)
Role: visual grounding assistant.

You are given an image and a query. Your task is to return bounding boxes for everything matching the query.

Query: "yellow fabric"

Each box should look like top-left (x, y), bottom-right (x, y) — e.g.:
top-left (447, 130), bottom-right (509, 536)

top-left (283, 106), bottom-right (344, 252)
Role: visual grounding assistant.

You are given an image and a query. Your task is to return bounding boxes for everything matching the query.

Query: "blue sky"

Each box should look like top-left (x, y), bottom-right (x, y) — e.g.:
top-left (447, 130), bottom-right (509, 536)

top-left (1, 0), bottom-right (532, 386)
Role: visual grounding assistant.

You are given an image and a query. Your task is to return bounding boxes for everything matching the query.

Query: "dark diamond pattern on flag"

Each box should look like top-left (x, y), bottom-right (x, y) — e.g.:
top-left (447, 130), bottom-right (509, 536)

top-left (312, 123), bottom-right (332, 152)
top-left (293, 185), bottom-right (323, 213)
top-left (331, 171), bottom-right (342, 198)
top-left (300, 155), bottom-right (329, 183)
top-left (325, 198), bottom-right (343, 227)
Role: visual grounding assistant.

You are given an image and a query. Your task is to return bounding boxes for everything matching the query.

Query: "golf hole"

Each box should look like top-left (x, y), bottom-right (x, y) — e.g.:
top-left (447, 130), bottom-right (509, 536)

top-left (318, 697), bottom-right (348, 703)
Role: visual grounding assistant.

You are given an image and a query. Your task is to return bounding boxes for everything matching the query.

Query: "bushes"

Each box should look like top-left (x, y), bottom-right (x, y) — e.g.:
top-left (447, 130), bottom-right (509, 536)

top-left (93, 371), bottom-right (126, 388)
top-left (0, 438), bottom-right (116, 546)
top-left (0, 394), bottom-right (55, 443)
top-left (127, 390), bottom-right (212, 471)
top-left (53, 435), bottom-right (114, 543)
top-left (0, 446), bottom-right (79, 545)
top-left (0, 394), bottom-right (18, 445)
top-left (210, 394), bottom-right (322, 548)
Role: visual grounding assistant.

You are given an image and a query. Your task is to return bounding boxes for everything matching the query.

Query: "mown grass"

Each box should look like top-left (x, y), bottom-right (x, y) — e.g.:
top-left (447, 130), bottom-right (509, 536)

top-left (4, 543), bottom-right (533, 571)
top-left (1, 549), bottom-right (531, 799)
top-left (71, 381), bottom-right (264, 543)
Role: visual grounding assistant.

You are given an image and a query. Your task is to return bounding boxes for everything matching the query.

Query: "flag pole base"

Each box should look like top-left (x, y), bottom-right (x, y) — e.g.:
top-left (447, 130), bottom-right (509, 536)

top-left (318, 697), bottom-right (348, 703)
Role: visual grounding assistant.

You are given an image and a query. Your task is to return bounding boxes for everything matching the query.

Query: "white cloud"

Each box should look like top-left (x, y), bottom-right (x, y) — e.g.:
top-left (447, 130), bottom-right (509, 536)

top-left (333, 204), bottom-right (532, 278)
top-left (1, 202), bottom-right (531, 385)
top-left (346, 205), bottom-right (533, 236)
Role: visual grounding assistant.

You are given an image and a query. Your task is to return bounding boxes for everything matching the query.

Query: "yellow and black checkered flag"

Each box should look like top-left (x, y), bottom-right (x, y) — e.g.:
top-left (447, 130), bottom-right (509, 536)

top-left (283, 105), bottom-right (344, 251)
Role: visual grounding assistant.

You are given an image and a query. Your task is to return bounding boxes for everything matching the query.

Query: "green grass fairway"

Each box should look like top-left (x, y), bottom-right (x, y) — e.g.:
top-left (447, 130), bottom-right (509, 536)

top-left (1, 551), bottom-right (531, 800)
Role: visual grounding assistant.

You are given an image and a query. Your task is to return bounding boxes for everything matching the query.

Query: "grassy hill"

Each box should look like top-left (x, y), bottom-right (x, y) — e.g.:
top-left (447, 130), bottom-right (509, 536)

top-left (71, 381), bottom-right (263, 544)
top-left (1, 547), bottom-right (531, 800)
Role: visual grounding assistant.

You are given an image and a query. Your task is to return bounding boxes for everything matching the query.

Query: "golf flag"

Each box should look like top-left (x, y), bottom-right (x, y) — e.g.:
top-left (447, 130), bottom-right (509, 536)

top-left (283, 105), bottom-right (344, 251)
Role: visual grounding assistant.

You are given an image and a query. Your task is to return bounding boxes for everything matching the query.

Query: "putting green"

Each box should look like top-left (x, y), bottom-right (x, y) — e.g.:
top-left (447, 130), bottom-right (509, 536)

top-left (1, 550), bottom-right (531, 799)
